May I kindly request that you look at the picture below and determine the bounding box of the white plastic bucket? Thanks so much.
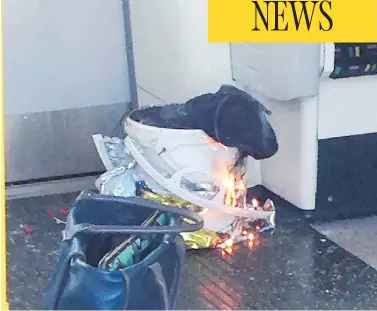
[125,113,241,231]
[124,112,273,232]
[125,115,239,176]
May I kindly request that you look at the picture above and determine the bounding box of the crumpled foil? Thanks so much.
[140,190,203,214]
[181,230,221,249]
[95,166,136,197]
[141,189,222,249]
[93,134,168,194]
[93,134,134,170]
[103,136,129,168]
[92,134,276,251]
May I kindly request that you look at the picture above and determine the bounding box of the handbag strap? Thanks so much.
[147,237,186,310]
[62,191,204,241]
[119,238,185,310]
[148,262,171,310]
[49,252,80,310]
[168,237,186,309]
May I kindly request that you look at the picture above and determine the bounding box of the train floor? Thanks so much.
[6,191,377,310]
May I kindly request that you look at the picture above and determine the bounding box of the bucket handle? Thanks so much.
[125,137,274,219]
[62,191,204,241]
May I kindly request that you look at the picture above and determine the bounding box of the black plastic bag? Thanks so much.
[130,85,278,160]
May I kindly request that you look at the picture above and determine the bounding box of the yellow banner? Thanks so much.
[208,0,377,42]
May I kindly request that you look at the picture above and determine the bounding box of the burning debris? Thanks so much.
[91,134,275,254]
[91,85,277,254]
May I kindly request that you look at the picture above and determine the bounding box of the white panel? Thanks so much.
[4,0,130,115]
[129,0,233,104]
[320,43,335,78]
[318,76,377,139]
[137,88,165,107]
[129,0,261,186]
[230,43,321,101]
[258,94,318,211]
[246,157,262,187]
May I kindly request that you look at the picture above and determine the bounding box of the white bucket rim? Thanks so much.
[126,111,209,136]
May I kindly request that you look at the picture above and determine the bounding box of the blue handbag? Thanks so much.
[43,191,203,310]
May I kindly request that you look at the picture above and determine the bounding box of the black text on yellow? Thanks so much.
[251,0,333,31]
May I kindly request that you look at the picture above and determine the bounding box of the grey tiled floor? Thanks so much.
[313,216,377,270]
[7,192,377,310]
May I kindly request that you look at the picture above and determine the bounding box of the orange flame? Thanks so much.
[222,168,246,208]
[214,230,256,255]
[251,197,260,209]
[206,136,228,151]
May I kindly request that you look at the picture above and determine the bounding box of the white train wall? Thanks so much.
[129,1,377,218]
